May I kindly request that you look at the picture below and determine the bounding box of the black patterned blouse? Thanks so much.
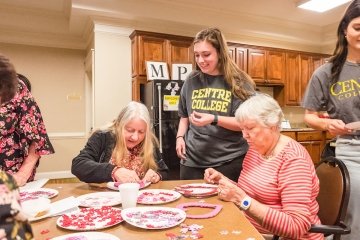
[0,80,54,181]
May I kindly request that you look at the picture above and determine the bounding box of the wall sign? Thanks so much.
[146,61,192,81]
[146,61,170,80]
[171,64,192,80]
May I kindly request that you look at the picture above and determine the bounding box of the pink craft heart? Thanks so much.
[176,202,223,219]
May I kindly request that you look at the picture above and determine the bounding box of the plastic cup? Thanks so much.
[118,182,140,209]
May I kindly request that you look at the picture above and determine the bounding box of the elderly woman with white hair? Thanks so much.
[204,94,322,240]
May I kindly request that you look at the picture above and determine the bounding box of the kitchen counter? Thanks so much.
[281,128,316,132]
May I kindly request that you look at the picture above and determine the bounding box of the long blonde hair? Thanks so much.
[193,27,255,100]
[108,101,158,172]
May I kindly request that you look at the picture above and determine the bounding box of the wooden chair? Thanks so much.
[273,156,351,240]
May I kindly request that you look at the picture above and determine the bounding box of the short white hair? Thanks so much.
[235,93,284,128]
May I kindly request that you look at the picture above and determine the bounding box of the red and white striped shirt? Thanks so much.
[238,139,323,240]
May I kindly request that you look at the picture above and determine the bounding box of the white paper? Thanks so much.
[49,196,80,216]
[19,178,49,191]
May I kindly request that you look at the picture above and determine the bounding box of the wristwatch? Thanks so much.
[237,195,252,211]
[211,114,218,125]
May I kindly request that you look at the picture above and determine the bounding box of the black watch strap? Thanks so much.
[211,114,218,125]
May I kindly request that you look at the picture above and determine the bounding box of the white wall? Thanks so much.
[0,43,87,177]
[93,24,133,128]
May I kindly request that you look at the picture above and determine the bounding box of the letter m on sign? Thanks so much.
[146,61,170,80]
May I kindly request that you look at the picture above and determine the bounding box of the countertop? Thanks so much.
[281,128,317,132]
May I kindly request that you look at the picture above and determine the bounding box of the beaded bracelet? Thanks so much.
[176,136,184,140]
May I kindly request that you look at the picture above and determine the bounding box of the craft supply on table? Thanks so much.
[176,202,223,219]
[57,206,123,231]
[137,189,181,205]
[174,183,218,198]
[121,206,186,229]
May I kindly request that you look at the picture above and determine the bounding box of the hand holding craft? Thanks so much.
[204,168,224,184]
[113,167,140,183]
[143,169,160,183]
[218,179,246,203]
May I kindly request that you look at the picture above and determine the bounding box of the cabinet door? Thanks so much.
[299,54,312,102]
[228,47,247,72]
[138,36,167,76]
[266,51,285,84]
[168,40,194,65]
[248,49,266,84]
[236,47,248,72]
[285,53,300,105]
[312,56,323,73]
[228,46,236,62]
[300,141,322,165]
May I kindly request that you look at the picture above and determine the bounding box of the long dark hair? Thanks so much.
[330,0,360,83]
[0,54,18,104]
[193,27,255,100]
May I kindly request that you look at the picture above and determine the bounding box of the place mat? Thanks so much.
[20,188,58,201]
[174,183,218,198]
[77,192,121,207]
[106,181,151,191]
[57,206,123,231]
[137,189,181,205]
[51,232,120,240]
[121,207,186,229]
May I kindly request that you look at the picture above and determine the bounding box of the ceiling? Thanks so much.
[0,0,350,51]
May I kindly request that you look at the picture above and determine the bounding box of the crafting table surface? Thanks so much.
[31,180,264,240]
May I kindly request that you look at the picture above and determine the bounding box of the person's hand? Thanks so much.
[218,179,246,202]
[176,137,187,160]
[326,119,352,136]
[143,169,161,183]
[189,111,215,127]
[12,173,28,187]
[204,168,224,184]
[113,168,140,183]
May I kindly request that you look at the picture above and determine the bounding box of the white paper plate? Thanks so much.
[51,232,120,240]
[106,181,151,191]
[20,188,58,201]
[346,121,360,130]
[57,206,123,231]
[77,192,122,207]
[174,183,218,197]
[121,207,186,229]
[137,189,181,205]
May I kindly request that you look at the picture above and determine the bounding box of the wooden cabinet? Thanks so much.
[281,130,327,165]
[301,141,322,165]
[228,46,247,71]
[284,53,326,106]
[130,30,329,103]
[248,49,285,85]
[285,53,300,105]
[130,30,194,101]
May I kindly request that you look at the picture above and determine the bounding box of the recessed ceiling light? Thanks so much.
[297,0,351,13]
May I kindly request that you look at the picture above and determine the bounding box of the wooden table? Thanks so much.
[31,180,264,240]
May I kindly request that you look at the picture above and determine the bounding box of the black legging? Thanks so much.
[179,155,245,182]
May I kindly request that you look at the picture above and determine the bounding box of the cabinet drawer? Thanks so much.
[325,131,336,140]
[282,131,296,140]
[297,131,323,141]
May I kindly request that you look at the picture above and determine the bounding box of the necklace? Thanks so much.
[261,134,281,160]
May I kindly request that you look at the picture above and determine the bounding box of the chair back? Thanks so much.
[316,156,350,225]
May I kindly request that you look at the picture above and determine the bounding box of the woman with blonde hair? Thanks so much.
[72,101,168,183]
